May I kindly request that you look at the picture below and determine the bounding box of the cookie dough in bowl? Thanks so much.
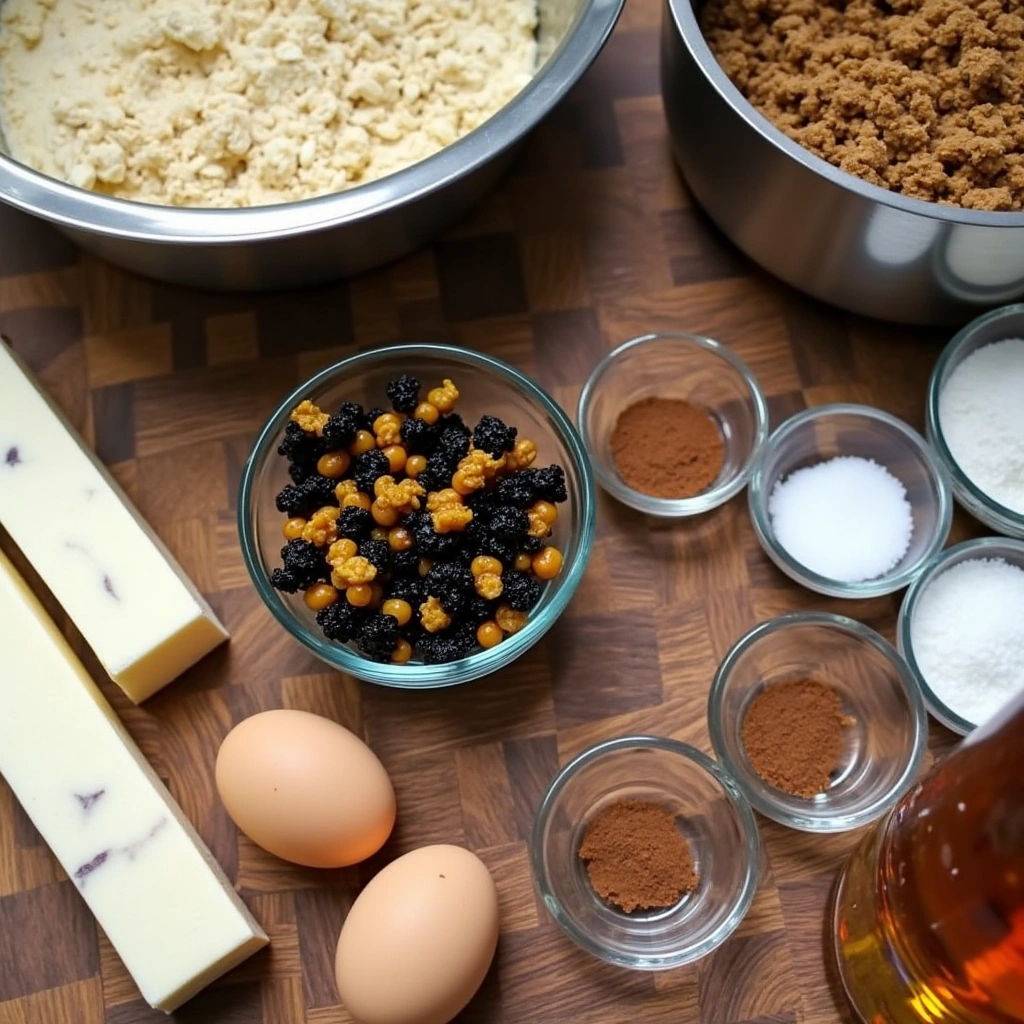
[0,0,538,207]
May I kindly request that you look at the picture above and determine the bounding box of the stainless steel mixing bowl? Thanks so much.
[0,0,623,290]
[661,0,1024,326]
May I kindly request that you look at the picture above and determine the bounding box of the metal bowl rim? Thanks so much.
[664,0,1024,229]
[0,0,624,243]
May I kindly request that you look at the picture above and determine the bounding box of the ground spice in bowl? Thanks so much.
[741,679,853,798]
[609,397,725,499]
[578,798,698,913]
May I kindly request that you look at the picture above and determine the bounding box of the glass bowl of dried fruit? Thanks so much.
[530,735,760,969]
[239,343,596,687]
[707,613,928,833]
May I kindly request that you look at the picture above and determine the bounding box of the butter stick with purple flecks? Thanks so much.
[0,341,227,702]
[0,548,268,1013]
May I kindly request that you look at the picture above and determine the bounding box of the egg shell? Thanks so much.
[335,844,499,1024]
[215,709,395,869]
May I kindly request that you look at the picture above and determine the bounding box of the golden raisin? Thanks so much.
[383,445,407,474]
[514,552,532,572]
[283,517,307,540]
[477,620,504,649]
[414,402,439,425]
[303,583,338,611]
[349,429,377,455]
[346,584,374,607]
[495,604,528,635]
[391,638,413,664]
[334,479,359,502]
[374,476,424,512]
[405,454,428,478]
[317,451,351,478]
[431,503,473,533]
[471,555,503,577]
[371,499,400,527]
[475,572,503,600]
[451,470,477,496]
[427,379,459,413]
[533,546,564,580]
[531,500,558,525]
[327,538,358,564]
[342,491,373,511]
[373,413,404,448]
[382,598,412,627]
[331,555,377,588]
[302,506,340,546]
[418,558,433,577]
[388,526,414,551]
[370,527,389,542]
[420,595,451,633]
[505,438,538,471]
[426,489,463,511]
[290,399,329,435]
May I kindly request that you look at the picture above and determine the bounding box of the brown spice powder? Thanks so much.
[578,799,698,913]
[701,0,1024,211]
[610,397,725,499]
[741,678,852,798]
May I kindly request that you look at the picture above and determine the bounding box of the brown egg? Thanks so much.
[215,709,395,868]
[335,845,499,1024]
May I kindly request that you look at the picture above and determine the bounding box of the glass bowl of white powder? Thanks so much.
[927,304,1024,540]
[748,404,953,598]
[898,537,1024,735]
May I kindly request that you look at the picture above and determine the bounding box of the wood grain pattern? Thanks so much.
[0,0,975,1018]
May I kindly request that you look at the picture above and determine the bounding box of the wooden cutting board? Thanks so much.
[0,0,978,1019]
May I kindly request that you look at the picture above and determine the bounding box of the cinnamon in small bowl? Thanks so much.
[577,333,769,517]
[708,613,927,833]
[610,397,725,501]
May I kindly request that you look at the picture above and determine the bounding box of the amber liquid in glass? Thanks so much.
[834,697,1024,1024]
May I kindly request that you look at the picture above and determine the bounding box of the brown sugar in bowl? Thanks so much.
[661,0,1024,324]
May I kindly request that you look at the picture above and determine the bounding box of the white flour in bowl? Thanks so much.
[0,0,537,207]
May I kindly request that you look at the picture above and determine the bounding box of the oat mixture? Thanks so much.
[0,0,537,207]
[702,0,1024,210]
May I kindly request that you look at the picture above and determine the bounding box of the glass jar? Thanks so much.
[834,693,1024,1024]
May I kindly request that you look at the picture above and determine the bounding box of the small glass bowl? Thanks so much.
[747,403,953,598]
[898,536,1024,736]
[530,735,760,969]
[708,613,928,833]
[576,333,769,517]
[926,304,1024,540]
[238,343,597,688]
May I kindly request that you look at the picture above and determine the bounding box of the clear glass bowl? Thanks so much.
[238,343,596,688]
[708,613,928,833]
[576,333,769,517]
[530,735,760,969]
[926,304,1024,540]
[898,536,1024,736]
[747,403,953,598]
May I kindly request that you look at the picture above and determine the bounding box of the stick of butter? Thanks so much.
[0,341,228,702]
[0,548,268,1013]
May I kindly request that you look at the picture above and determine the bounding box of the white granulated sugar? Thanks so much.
[767,455,914,582]
[910,557,1024,727]
[938,339,1024,515]
[0,0,538,207]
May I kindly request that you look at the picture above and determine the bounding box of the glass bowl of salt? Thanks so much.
[926,303,1024,540]
[898,536,1024,736]
[747,403,953,598]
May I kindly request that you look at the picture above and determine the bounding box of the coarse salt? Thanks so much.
[767,456,913,582]
[938,338,1024,515]
[909,557,1024,727]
